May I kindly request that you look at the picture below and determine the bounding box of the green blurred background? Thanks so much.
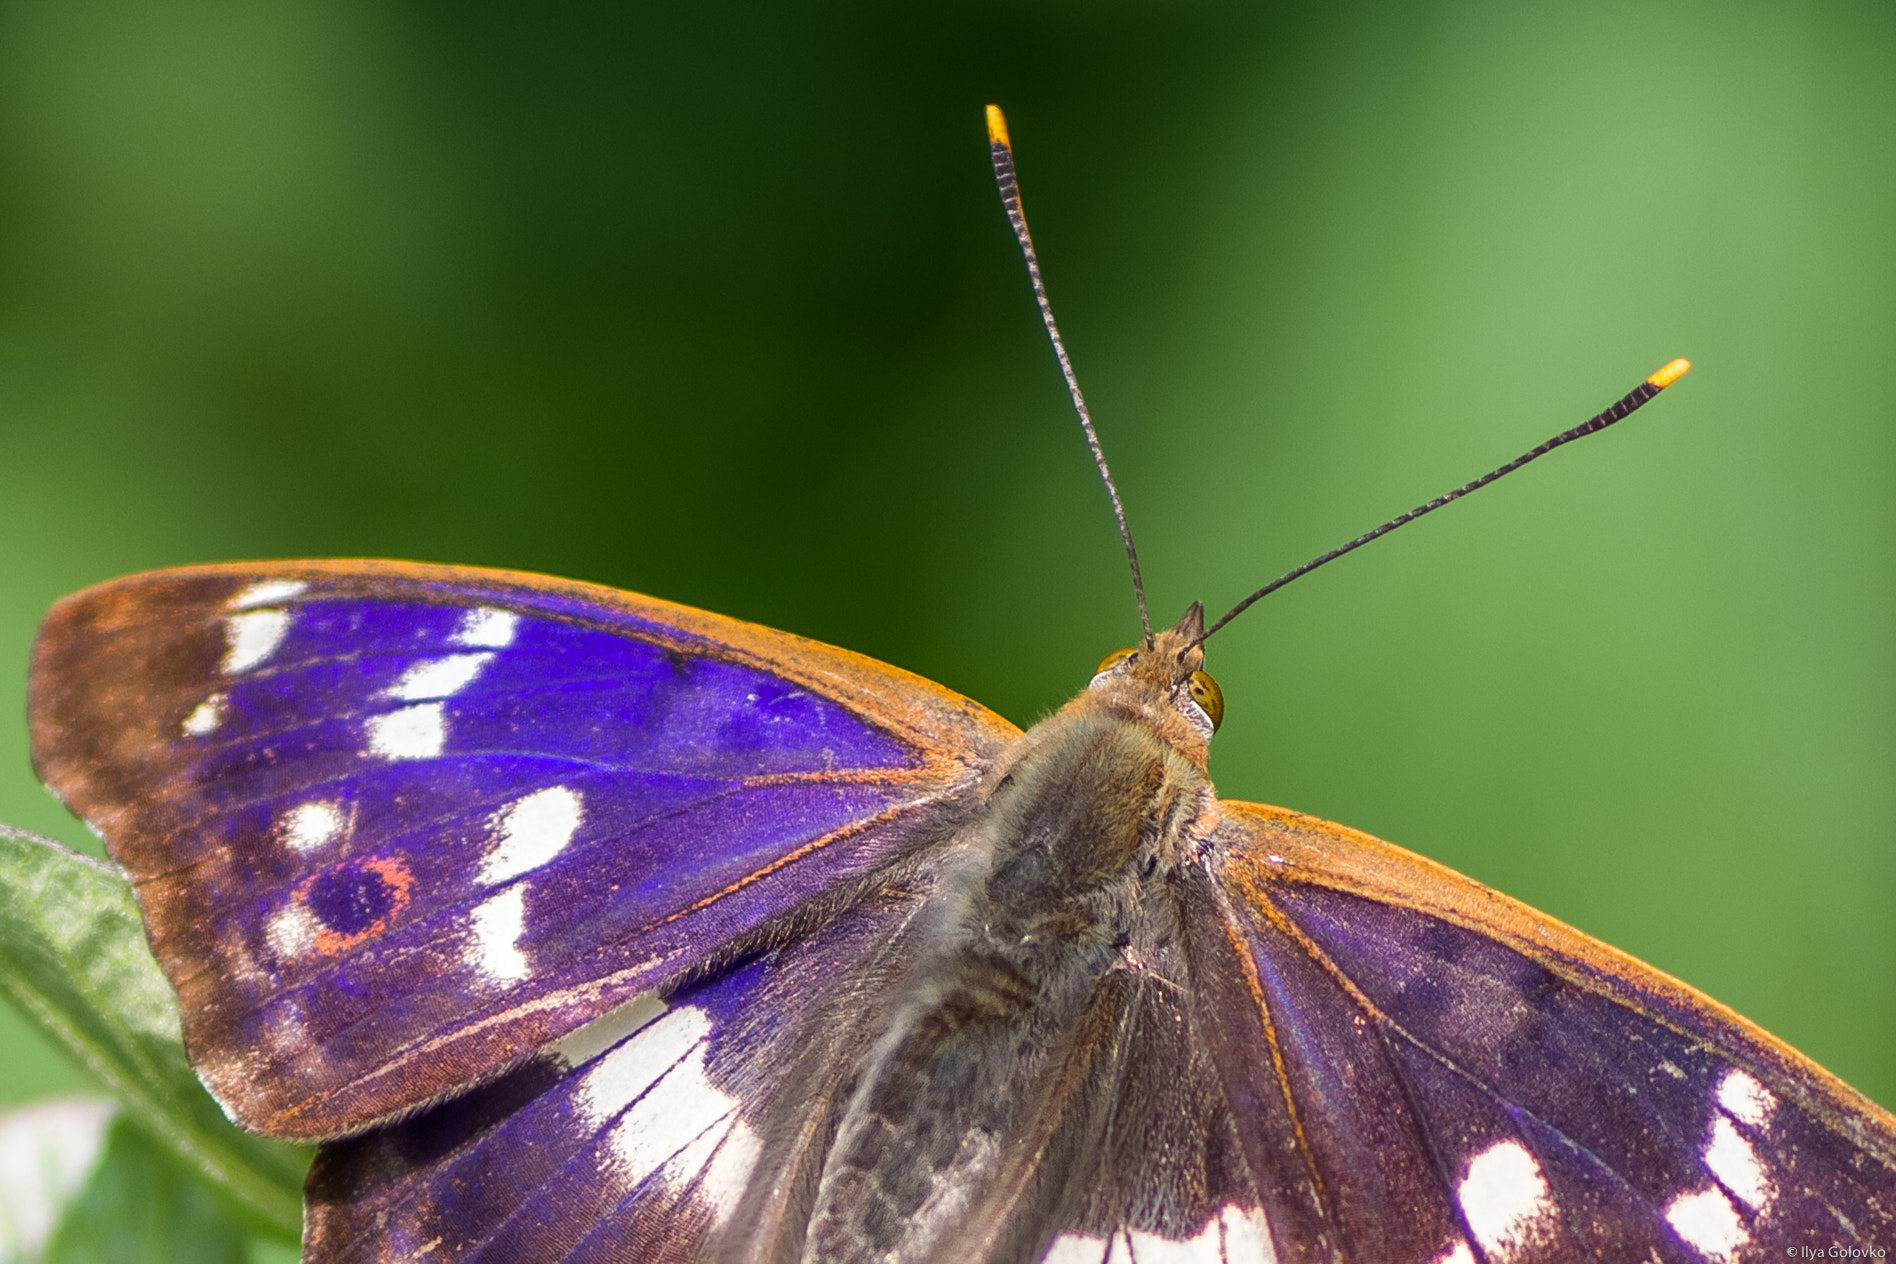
[1,0,1891,1125]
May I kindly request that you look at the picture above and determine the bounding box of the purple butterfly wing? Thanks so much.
[300,818,1265,1264]
[27,561,1016,1140]
[301,868,949,1262]
[1186,800,1896,1262]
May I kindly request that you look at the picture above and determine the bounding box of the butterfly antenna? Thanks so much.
[1195,358,1694,647]
[988,105,1152,641]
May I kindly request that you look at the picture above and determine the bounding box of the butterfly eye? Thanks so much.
[1188,670,1224,732]
[1094,647,1136,676]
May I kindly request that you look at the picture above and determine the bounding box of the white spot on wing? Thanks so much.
[645,1108,761,1227]
[281,802,344,853]
[661,1107,724,1162]
[1704,1115,1772,1211]
[367,703,445,760]
[1430,1244,1476,1264]
[387,653,494,702]
[575,1005,713,1127]
[466,885,528,983]
[479,786,584,885]
[1664,1187,1746,1262]
[1041,1234,1108,1264]
[1103,1231,1133,1264]
[698,1119,761,1226]
[230,579,306,609]
[265,903,319,960]
[182,694,226,736]
[1715,1068,1776,1129]
[1219,1206,1277,1264]
[258,998,312,1062]
[604,1044,736,1190]
[661,1115,730,1196]
[453,607,519,648]
[1457,1140,1555,1262]
[223,609,291,674]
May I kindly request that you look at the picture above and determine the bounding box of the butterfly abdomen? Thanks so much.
[779,709,1208,1263]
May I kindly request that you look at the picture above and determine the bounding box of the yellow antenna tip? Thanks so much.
[1647,358,1691,389]
[986,104,1011,149]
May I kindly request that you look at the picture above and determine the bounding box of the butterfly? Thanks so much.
[24,108,1896,1264]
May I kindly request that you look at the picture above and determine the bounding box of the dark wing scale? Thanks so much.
[28,561,1016,1141]
[1180,866,1463,1263]
[1005,959,1289,1264]
[305,863,955,1263]
[855,879,1299,1264]
[1204,800,1896,1262]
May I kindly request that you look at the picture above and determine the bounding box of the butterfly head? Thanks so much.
[1084,602,1224,764]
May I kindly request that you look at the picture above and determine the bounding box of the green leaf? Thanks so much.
[0,1095,118,1262]
[244,1238,302,1264]
[41,1115,249,1264]
[0,827,308,1240]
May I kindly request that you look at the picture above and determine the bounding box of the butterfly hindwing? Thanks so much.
[305,831,1288,1264]
[302,853,958,1262]
[1200,800,1896,1262]
[999,930,1282,1264]
[27,561,1016,1141]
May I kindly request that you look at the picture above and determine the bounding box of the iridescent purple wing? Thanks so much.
[300,824,1272,1264]
[1185,801,1896,1262]
[299,860,1304,1264]
[301,868,947,1262]
[302,865,1291,1264]
[28,561,1016,1140]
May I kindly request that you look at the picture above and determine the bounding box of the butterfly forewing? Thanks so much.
[27,561,1016,1140]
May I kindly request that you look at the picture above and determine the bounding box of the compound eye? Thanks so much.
[1188,670,1225,732]
[1094,647,1136,677]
